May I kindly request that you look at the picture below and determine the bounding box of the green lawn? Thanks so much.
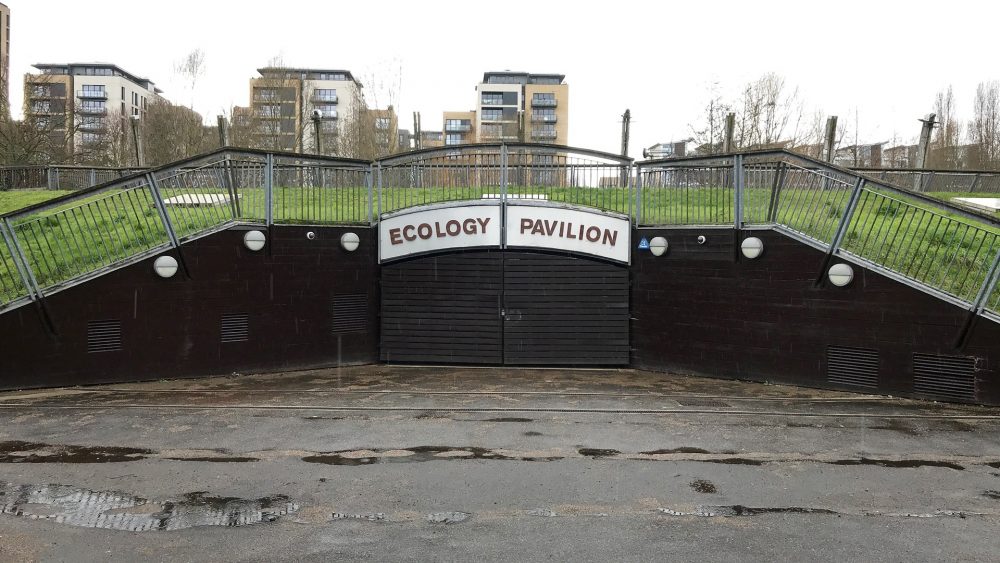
[1,184,999,313]
[0,189,75,215]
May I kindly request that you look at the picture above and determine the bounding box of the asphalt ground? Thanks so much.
[0,365,998,562]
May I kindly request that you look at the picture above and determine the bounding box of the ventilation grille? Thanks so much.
[913,353,976,402]
[220,313,249,343]
[87,320,121,353]
[827,346,879,389]
[331,294,368,334]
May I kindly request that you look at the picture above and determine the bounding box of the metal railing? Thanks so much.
[638,151,1000,312]
[0,166,149,191]
[853,167,1000,194]
[376,143,632,216]
[1,144,999,325]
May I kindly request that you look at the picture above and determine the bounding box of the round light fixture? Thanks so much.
[697,235,707,245]
[741,237,764,259]
[828,263,854,287]
[153,255,178,278]
[341,232,360,252]
[649,236,668,257]
[243,230,266,252]
[306,231,316,240]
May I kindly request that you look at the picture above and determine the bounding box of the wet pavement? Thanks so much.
[0,366,998,561]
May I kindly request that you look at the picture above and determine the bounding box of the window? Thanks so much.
[481,108,502,121]
[81,132,101,144]
[30,101,50,113]
[30,84,49,97]
[445,119,471,131]
[79,116,103,130]
[481,92,504,106]
[375,117,391,129]
[314,104,337,118]
[320,120,338,133]
[445,133,463,145]
[79,100,105,113]
[255,88,279,102]
[313,89,337,102]
[258,104,280,117]
[80,84,106,98]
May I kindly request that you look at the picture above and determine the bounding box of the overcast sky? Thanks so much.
[7,0,998,158]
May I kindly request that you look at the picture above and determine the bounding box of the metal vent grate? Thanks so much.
[331,294,368,334]
[913,353,976,402]
[220,313,249,343]
[87,320,121,353]
[827,346,879,389]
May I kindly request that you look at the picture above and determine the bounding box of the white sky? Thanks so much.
[7,0,998,158]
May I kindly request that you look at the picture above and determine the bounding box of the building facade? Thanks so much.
[242,67,363,155]
[442,71,568,145]
[23,63,163,160]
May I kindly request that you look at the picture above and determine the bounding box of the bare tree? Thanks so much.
[174,48,206,110]
[969,81,1000,169]
[929,86,962,167]
[688,83,730,154]
[733,73,800,150]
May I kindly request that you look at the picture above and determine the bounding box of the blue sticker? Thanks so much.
[638,237,650,250]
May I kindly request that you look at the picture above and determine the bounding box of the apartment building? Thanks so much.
[0,3,9,116]
[23,63,163,157]
[445,71,568,145]
[244,67,363,154]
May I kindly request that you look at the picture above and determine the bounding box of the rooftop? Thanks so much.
[256,67,361,87]
[32,63,163,94]
[482,71,566,85]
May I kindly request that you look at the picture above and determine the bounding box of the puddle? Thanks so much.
[983,490,1000,500]
[986,462,1000,469]
[523,431,543,437]
[0,441,151,463]
[659,505,836,517]
[703,458,764,466]
[690,480,717,494]
[831,458,964,470]
[0,482,297,531]
[485,417,534,423]
[676,399,732,408]
[164,457,260,463]
[302,446,562,466]
[641,447,710,455]
[427,511,470,524]
[578,448,620,458]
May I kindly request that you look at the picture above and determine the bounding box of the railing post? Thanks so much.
[500,143,508,203]
[376,162,383,219]
[145,173,180,249]
[766,161,787,223]
[971,247,1000,314]
[0,217,42,301]
[46,167,55,190]
[733,154,744,229]
[634,164,643,226]
[264,153,274,227]
[969,173,981,193]
[366,165,374,226]
[828,176,866,254]
[89,169,97,188]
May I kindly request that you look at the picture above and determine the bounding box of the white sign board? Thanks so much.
[379,205,502,262]
[505,205,630,264]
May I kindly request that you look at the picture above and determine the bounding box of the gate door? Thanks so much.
[502,252,630,365]
[380,251,502,364]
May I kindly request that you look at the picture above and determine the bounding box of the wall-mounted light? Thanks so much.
[649,236,668,257]
[306,231,316,240]
[741,237,764,259]
[153,255,178,278]
[341,232,360,252]
[828,263,854,287]
[243,230,266,252]
[697,235,707,245]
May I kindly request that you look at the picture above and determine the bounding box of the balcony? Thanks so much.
[531,129,558,140]
[78,122,106,132]
[531,114,557,123]
[532,98,557,108]
[310,94,338,104]
[445,123,471,132]
[77,107,107,116]
[77,90,108,100]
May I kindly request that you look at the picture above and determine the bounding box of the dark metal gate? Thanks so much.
[380,251,629,365]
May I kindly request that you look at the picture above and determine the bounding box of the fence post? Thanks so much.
[969,173,981,193]
[376,162,383,219]
[733,154,744,229]
[89,169,97,187]
[970,247,1000,314]
[634,164,643,226]
[0,217,43,302]
[500,144,508,203]
[766,162,787,223]
[264,153,274,227]
[46,167,55,190]
[366,165,374,226]
[145,173,180,249]
[827,176,866,254]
